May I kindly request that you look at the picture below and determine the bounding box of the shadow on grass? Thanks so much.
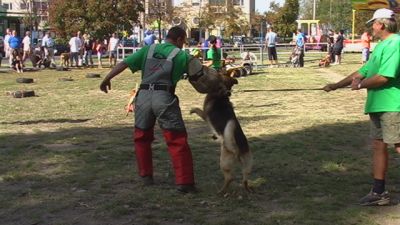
[0,118,91,125]
[0,120,399,225]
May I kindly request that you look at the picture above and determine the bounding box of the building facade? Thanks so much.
[175,0,255,42]
[0,0,50,36]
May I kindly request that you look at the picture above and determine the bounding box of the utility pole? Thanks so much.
[312,0,316,20]
[198,0,202,42]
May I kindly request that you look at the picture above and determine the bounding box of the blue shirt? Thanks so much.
[296,33,305,47]
[144,34,156,46]
[9,36,20,49]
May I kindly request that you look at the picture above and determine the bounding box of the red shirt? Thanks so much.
[361,32,371,49]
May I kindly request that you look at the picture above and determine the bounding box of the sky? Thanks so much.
[255,0,285,13]
[173,0,285,13]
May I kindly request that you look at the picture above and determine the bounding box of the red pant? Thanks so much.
[134,128,194,185]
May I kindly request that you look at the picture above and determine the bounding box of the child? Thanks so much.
[12,51,23,73]
[96,39,104,68]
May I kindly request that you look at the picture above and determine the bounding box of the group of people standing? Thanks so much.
[264,26,306,67]
[2,29,123,71]
[327,29,345,65]
[68,31,121,68]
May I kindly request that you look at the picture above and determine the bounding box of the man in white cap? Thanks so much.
[323,8,400,206]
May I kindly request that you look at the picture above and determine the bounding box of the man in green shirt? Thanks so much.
[100,26,197,194]
[323,8,400,206]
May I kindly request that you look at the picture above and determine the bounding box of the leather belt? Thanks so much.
[139,84,175,94]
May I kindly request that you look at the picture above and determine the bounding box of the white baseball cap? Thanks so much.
[367,8,395,24]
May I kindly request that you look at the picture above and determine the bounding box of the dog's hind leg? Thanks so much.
[218,145,236,194]
[190,107,206,121]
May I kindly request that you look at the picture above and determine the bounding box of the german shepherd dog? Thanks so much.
[190,74,253,194]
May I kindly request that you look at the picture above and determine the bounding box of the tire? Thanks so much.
[43,60,51,68]
[86,73,101,78]
[59,78,74,82]
[56,66,69,71]
[16,78,34,83]
[11,90,35,98]
[240,68,247,76]
[243,64,252,75]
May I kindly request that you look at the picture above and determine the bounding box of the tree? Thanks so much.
[145,0,175,40]
[300,0,353,32]
[200,0,249,37]
[274,0,299,38]
[49,0,144,39]
[20,0,40,31]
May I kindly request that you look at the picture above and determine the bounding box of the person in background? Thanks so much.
[4,28,11,67]
[8,30,21,66]
[83,34,94,67]
[204,35,222,71]
[96,39,104,68]
[22,31,31,67]
[295,29,305,67]
[43,32,56,67]
[361,29,372,64]
[265,25,278,66]
[332,30,345,65]
[143,30,157,46]
[69,32,82,67]
[323,8,400,206]
[108,32,120,67]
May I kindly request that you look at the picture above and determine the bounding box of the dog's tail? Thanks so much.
[239,150,253,191]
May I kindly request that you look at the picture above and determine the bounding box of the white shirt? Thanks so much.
[4,34,10,47]
[22,36,31,51]
[109,37,119,51]
[69,36,82,53]
[42,35,49,47]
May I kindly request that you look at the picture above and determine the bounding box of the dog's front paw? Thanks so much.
[190,108,200,114]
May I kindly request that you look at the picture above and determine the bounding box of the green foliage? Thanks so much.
[300,0,353,32]
[264,0,299,37]
[49,0,144,39]
[200,1,249,37]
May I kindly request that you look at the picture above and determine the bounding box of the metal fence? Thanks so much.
[116,42,330,68]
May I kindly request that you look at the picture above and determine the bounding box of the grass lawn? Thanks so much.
[1,53,399,225]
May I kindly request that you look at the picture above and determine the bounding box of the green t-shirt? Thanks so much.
[123,42,190,86]
[358,34,400,113]
[206,47,222,69]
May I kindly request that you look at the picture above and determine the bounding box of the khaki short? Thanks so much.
[370,112,400,144]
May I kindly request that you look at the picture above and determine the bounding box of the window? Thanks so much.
[232,0,241,5]
[192,0,200,6]
[20,3,29,10]
[209,0,224,6]
[3,3,12,10]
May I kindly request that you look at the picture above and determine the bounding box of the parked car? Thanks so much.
[54,44,69,56]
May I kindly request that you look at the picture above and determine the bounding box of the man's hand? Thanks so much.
[100,79,111,93]
[322,83,337,92]
[351,77,361,90]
